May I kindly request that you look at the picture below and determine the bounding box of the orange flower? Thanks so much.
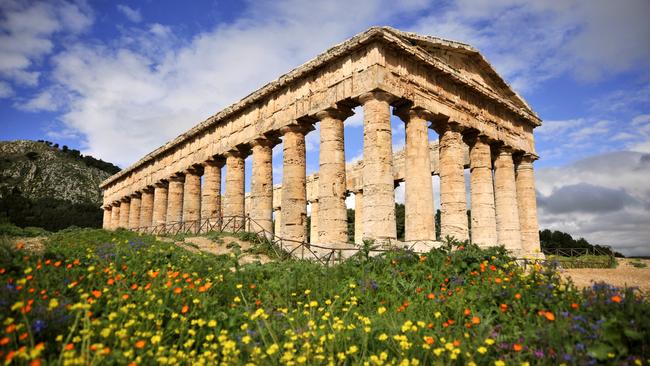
[16,242,24,250]
[427,293,435,300]
[494,278,502,284]
[29,359,41,366]
[107,278,115,285]
[471,316,481,325]
[544,312,555,321]
[54,261,61,267]
[514,293,521,300]
[65,343,74,351]
[122,294,129,300]
[149,271,159,278]
[134,340,146,349]
[464,308,471,316]
[249,284,257,289]
[130,284,138,290]
[513,343,523,352]
[173,287,182,294]
[611,295,622,303]
[0,337,9,346]
[424,336,435,345]
[500,304,508,313]
[92,290,102,298]
[571,303,579,309]
[427,322,433,329]
[416,287,423,293]
[453,340,461,347]
[181,305,189,314]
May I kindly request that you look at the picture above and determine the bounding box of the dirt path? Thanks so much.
[176,235,272,265]
[561,258,650,293]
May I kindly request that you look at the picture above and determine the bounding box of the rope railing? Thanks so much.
[133,215,450,265]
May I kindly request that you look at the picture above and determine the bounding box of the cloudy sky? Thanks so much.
[1,0,649,255]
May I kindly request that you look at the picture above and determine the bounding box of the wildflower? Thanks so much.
[611,295,622,303]
[513,344,522,352]
[544,312,555,321]
[427,293,435,300]
[424,336,435,345]
[477,347,487,354]
[173,287,182,294]
[378,333,388,341]
[48,298,59,311]
[471,316,481,325]
[377,307,386,315]
[181,305,189,314]
[92,290,102,298]
[571,303,579,309]
[495,361,506,366]
[500,304,508,313]
[65,343,74,351]
[135,340,146,348]
[485,339,495,345]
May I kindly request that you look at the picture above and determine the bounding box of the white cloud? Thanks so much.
[0,81,13,98]
[0,0,93,87]
[116,4,142,23]
[15,89,59,111]
[409,0,650,92]
[536,151,650,256]
[27,0,428,166]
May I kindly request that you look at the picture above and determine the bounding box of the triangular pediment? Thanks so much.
[383,27,536,117]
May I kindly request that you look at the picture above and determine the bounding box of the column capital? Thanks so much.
[315,105,354,121]
[129,191,142,199]
[494,144,514,156]
[358,90,396,105]
[142,185,155,193]
[463,131,494,146]
[393,104,432,123]
[185,165,204,176]
[251,135,280,148]
[120,196,131,203]
[168,174,185,183]
[515,152,538,163]
[280,122,313,135]
[154,180,169,188]
[203,156,226,168]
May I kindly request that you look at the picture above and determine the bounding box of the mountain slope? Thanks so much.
[0,140,119,230]
[0,140,113,206]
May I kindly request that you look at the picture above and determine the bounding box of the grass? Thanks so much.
[0,228,648,365]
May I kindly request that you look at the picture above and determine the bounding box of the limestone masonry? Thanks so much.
[100,27,542,257]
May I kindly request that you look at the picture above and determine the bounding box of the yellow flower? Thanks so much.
[378,333,388,341]
[208,320,217,327]
[304,289,311,295]
[48,298,59,311]
[347,345,358,354]
[434,312,441,318]
[495,361,506,366]
[485,338,495,345]
[477,347,487,354]
[151,335,161,344]
[236,284,243,289]
[266,344,279,355]
[378,307,386,315]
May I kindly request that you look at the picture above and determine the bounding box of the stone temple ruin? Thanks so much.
[100,27,542,258]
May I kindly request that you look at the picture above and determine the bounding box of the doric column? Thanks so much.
[102,206,111,230]
[250,139,275,236]
[128,192,141,230]
[515,153,541,256]
[467,134,497,247]
[354,190,363,245]
[309,200,319,244]
[139,187,154,228]
[439,122,469,241]
[152,181,168,228]
[110,202,120,230]
[224,151,246,230]
[274,207,282,235]
[201,158,223,221]
[316,107,352,246]
[395,106,435,242]
[359,91,396,245]
[493,146,522,255]
[166,174,185,224]
[183,167,202,232]
[118,198,130,229]
[280,124,308,243]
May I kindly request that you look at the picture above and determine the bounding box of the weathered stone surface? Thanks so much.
[128,193,141,229]
[140,188,154,228]
[516,154,541,257]
[468,135,497,247]
[183,169,201,231]
[223,152,245,230]
[310,200,319,244]
[316,108,351,246]
[494,146,522,255]
[250,140,274,236]
[280,125,307,244]
[110,203,120,230]
[439,123,468,241]
[360,91,396,245]
[166,175,185,224]
[396,106,435,241]
[102,207,111,229]
[201,160,222,220]
[354,190,363,244]
[274,207,282,235]
[152,182,168,228]
[118,199,130,229]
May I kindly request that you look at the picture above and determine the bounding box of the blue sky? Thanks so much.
[1,0,649,255]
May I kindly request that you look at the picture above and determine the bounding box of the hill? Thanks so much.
[0,140,119,230]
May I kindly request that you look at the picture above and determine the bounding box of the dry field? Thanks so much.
[561,258,650,293]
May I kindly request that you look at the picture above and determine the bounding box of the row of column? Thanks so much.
[102,90,540,256]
